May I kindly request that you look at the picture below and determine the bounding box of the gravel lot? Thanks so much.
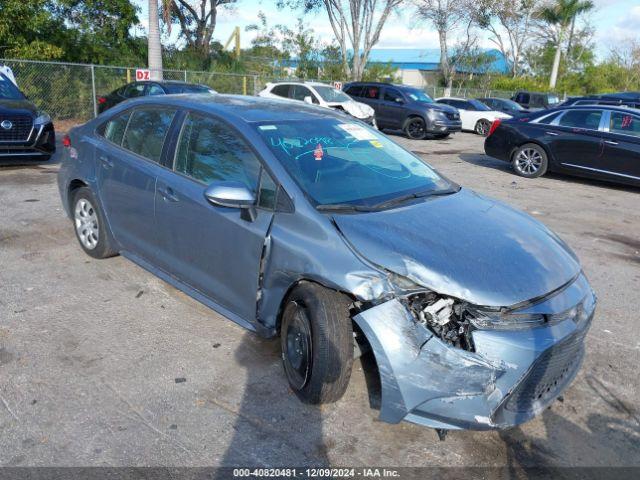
[0,130,639,469]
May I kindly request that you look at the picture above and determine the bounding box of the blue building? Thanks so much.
[284,48,509,86]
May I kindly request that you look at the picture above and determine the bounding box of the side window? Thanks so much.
[345,85,363,97]
[124,83,146,98]
[536,111,563,125]
[531,95,545,108]
[102,112,130,145]
[258,169,277,210]
[516,93,530,104]
[122,107,176,162]
[610,112,640,137]
[363,86,380,99]
[147,84,165,96]
[271,84,290,98]
[383,88,403,103]
[558,110,602,130]
[174,113,261,191]
[290,85,317,103]
[452,100,468,110]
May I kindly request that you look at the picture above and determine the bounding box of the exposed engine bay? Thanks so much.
[407,293,474,351]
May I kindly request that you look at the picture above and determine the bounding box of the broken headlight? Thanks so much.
[466,309,546,330]
[408,293,474,350]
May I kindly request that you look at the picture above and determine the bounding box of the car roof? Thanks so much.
[268,81,330,87]
[114,94,348,123]
[540,105,640,115]
[437,97,467,101]
[345,82,413,89]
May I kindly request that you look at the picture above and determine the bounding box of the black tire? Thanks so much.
[403,116,428,140]
[511,143,549,179]
[475,119,491,136]
[71,187,117,259]
[280,282,354,404]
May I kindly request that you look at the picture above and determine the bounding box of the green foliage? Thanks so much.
[361,62,399,82]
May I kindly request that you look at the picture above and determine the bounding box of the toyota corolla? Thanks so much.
[57,95,596,432]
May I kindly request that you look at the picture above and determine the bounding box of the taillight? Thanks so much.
[62,134,71,147]
[97,97,107,104]
[488,119,501,137]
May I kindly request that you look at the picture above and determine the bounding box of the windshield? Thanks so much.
[313,86,351,103]
[0,76,25,100]
[468,99,491,111]
[501,99,525,110]
[405,89,433,103]
[255,119,452,208]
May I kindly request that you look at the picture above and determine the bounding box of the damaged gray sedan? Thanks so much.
[58,95,596,432]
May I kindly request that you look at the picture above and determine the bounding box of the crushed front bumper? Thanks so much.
[353,273,595,430]
[0,122,55,160]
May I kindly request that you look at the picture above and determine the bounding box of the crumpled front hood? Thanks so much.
[333,188,581,307]
[327,100,373,119]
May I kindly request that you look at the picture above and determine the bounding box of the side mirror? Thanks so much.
[204,181,255,209]
[303,96,314,104]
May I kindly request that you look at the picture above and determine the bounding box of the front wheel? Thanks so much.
[280,283,354,404]
[475,119,491,136]
[511,143,549,178]
[404,117,427,140]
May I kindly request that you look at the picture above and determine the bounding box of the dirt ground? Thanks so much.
[0,130,639,471]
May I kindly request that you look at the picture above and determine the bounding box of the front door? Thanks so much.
[602,110,640,181]
[378,87,405,129]
[154,111,275,322]
[96,106,177,262]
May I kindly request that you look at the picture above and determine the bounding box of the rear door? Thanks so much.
[154,111,276,322]
[548,109,605,172]
[602,110,640,180]
[358,85,382,121]
[96,106,177,262]
[378,86,405,129]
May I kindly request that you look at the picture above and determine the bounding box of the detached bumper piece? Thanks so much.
[0,121,55,159]
[353,273,594,430]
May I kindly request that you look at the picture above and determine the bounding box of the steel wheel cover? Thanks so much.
[74,198,99,250]
[283,304,312,390]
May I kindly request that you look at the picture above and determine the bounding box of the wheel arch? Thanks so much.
[67,178,89,214]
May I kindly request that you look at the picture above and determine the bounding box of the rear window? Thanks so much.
[102,112,131,145]
[271,84,290,97]
[122,108,176,162]
[558,110,602,130]
[344,85,363,97]
[362,86,380,99]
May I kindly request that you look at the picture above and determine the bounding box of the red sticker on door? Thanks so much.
[313,143,323,161]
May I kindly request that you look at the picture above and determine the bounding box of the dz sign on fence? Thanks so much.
[332,81,343,90]
[135,69,151,81]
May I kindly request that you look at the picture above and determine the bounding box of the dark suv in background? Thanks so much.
[343,82,461,139]
[512,91,561,111]
[0,72,55,163]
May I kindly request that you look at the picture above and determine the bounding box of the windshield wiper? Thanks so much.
[316,203,374,212]
[370,186,460,211]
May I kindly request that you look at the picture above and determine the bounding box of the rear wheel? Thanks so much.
[475,119,491,136]
[72,187,117,259]
[404,117,427,140]
[511,143,549,178]
[280,283,354,404]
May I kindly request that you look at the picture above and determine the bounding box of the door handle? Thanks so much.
[159,186,179,202]
[99,156,114,168]
[604,140,619,145]
[545,131,559,136]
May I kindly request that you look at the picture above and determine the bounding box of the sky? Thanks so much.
[132,0,639,59]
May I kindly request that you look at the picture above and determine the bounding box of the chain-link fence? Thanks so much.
[1,58,262,125]
[1,58,514,128]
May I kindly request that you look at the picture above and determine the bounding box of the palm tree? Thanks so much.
[538,0,594,89]
[148,0,173,80]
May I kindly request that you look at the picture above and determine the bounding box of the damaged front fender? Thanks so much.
[353,299,505,426]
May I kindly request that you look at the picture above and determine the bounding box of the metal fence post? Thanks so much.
[91,64,98,118]
[184,70,187,82]
[242,76,247,95]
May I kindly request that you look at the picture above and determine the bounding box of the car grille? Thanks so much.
[0,115,33,142]
[446,112,460,121]
[504,328,587,413]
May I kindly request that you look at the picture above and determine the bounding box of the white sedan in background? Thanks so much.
[436,97,512,135]
[258,81,377,127]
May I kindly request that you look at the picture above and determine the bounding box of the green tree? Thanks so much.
[536,0,594,89]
